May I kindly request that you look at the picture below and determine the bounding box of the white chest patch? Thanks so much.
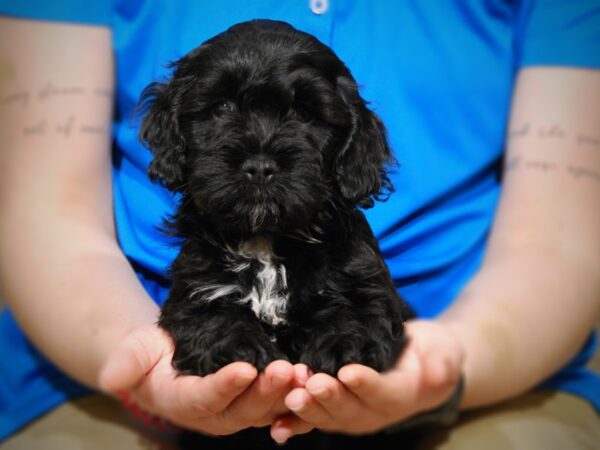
[238,237,289,326]
[191,237,289,327]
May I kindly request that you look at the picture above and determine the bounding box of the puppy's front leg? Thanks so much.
[295,290,407,376]
[287,221,410,375]
[160,296,285,376]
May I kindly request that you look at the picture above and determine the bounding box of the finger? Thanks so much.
[131,358,255,417]
[129,362,257,434]
[304,372,365,422]
[284,387,332,426]
[292,363,311,387]
[254,395,289,427]
[255,363,311,426]
[337,362,421,414]
[271,413,315,444]
[98,326,169,393]
[223,360,294,427]
[185,362,258,417]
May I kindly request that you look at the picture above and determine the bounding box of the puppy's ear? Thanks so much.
[335,76,394,209]
[139,80,187,192]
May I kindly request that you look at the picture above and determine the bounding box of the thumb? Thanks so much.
[98,325,171,394]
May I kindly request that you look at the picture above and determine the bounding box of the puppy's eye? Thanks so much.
[290,106,313,123]
[212,101,238,116]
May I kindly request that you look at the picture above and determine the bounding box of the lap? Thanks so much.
[0,395,178,450]
[416,390,600,450]
[1,390,598,450]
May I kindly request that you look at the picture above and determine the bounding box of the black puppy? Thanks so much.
[140,20,412,377]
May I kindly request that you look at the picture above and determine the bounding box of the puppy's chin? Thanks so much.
[208,201,318,239]
[203,204,283,237]
[247,203,279,232]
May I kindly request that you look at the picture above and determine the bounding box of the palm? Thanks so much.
[271,319,465,442]
[99,325,302,435]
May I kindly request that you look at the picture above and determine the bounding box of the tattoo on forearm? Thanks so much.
[505,121,600,185]
[577,134,600,148]
[1,83,113,108]
[504,156,600,185]
[508,122,600,149]
[23,120,47,136]
[1,90,30,108]
[38,83,85,101]
[538,124,566,140]
[21,117,108,137]
[508,122,530,139]
[1,83,112,137]
[504,155,521,172]
[55,115,75,137]
[524,160,558,172]
[80,125,108,135]
[567,166,600,183]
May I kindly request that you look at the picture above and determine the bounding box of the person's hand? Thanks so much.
[270,319,465,443]
[98,324,304,435]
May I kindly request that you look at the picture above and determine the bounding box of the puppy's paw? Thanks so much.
[299,331,405,376]
[171,327,286,376]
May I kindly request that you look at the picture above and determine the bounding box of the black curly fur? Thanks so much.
[139,19,412,379]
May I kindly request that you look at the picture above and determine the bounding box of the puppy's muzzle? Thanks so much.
[242,155,279,184]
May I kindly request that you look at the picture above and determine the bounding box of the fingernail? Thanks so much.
[234,374,255,388]
[294,365,309,384]
[287,399,305,412]
[271,374,289,389]
[271,424,291,444]
[311,387,330,400]
[339,373,360,388]
[285,396,306,412]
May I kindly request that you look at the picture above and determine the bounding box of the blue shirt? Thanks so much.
[1,0,599,441]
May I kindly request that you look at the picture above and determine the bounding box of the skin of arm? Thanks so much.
[440,66,600,408]
[271,67,600,442]
[0,17,305,434]
[0,16,152,386]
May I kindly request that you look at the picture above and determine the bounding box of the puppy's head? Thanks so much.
[140,20,393,236]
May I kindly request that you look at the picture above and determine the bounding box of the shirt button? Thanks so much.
[309,0,328,15]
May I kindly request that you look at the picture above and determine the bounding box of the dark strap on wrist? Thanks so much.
[385,375,465,433]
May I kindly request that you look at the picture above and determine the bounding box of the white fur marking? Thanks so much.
[238,237,288,326]
[240,256,288,326]
[191,237,289,327]
[190,284,241,301]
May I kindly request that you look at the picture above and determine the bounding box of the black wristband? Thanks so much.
[385,376,465,433]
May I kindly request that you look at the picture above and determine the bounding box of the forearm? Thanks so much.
[0,17,159,389]
[439,67,600,409]
[0,221,159,388]
[439,246,600,408]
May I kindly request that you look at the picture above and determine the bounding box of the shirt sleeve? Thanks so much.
[0,0,112,27]
[515,0,600,69]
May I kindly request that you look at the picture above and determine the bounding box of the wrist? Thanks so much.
[385,375,465,432]
[94,308,161,391]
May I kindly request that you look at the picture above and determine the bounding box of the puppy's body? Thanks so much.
[160,207,409,375]
[140,20,412,377]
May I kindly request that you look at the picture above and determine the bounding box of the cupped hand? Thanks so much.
[271,319,465,443]
[98,324,306,435]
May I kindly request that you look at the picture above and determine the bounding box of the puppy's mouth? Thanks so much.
[248,201,280,232]
[236,182,283,232]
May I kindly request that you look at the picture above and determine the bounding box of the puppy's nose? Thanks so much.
[242,156,278,184]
